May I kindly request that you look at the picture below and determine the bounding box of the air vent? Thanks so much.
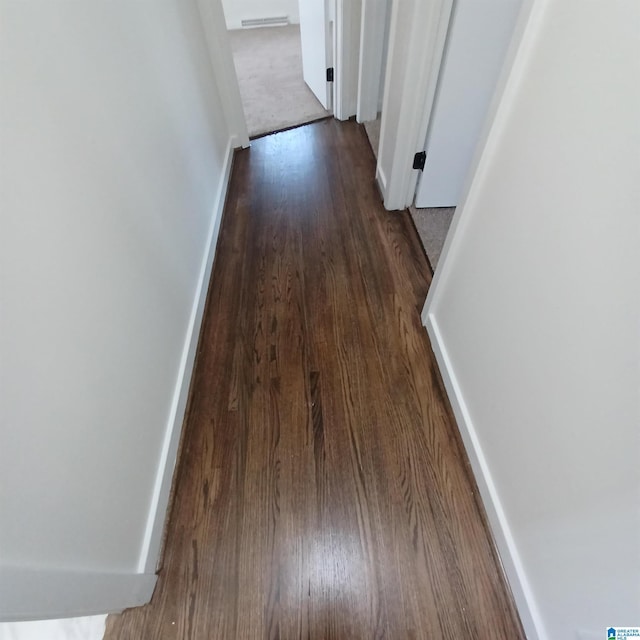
[241,16,289,28]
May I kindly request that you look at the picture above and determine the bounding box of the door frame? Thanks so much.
[334,0,362,120]
[376,0,454,210]
[208,0,361,138]
[356,0,389,123]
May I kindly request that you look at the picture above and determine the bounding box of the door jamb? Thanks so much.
[334,0,362,120]
[356,0,389,123]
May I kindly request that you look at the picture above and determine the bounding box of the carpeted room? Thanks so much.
[221,0,329,138]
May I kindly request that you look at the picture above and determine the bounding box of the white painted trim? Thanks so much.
[377,0,453,210]
[197,0,250,148]
[334,0,362,120]
[356,0,388,123]
[138,138,236,574]
[329,0,337,113]
[0,567,156,621]
[375,164,387,195]
[422,315,545,640]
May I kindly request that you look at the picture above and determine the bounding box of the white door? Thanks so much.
[375,0,454,210]
[298,0,332,109]
[415,0,523,208]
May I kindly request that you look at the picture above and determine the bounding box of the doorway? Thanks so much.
[221,1,331,137]
[358,0,392,159]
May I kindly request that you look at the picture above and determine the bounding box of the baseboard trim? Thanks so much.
[137,137,236,574]
[376,165,387,204]
[423,312,546,640]
[0,567,156,621]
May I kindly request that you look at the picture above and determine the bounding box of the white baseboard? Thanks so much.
[0,567,155,622]
[137,137,236,574]
[423,312,546,640]
[376,165,387,202]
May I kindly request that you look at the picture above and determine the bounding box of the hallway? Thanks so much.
[104,120,523,639]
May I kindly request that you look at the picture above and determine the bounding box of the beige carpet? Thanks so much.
[228,25,330,138]
[409,206,455,271]
[363,117,454,271]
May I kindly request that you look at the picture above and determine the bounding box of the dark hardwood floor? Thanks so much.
[105,120,523,639]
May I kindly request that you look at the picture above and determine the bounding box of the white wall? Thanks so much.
[0,0,235,620]
[423,0,640,638]
[221,0,300,29]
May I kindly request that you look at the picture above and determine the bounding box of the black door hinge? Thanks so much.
[413,151,427,171]
[326,67,334,82]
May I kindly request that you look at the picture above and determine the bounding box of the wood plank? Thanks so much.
[105,119,524,639]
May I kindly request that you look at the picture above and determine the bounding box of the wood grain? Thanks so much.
[104,120,524,639]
